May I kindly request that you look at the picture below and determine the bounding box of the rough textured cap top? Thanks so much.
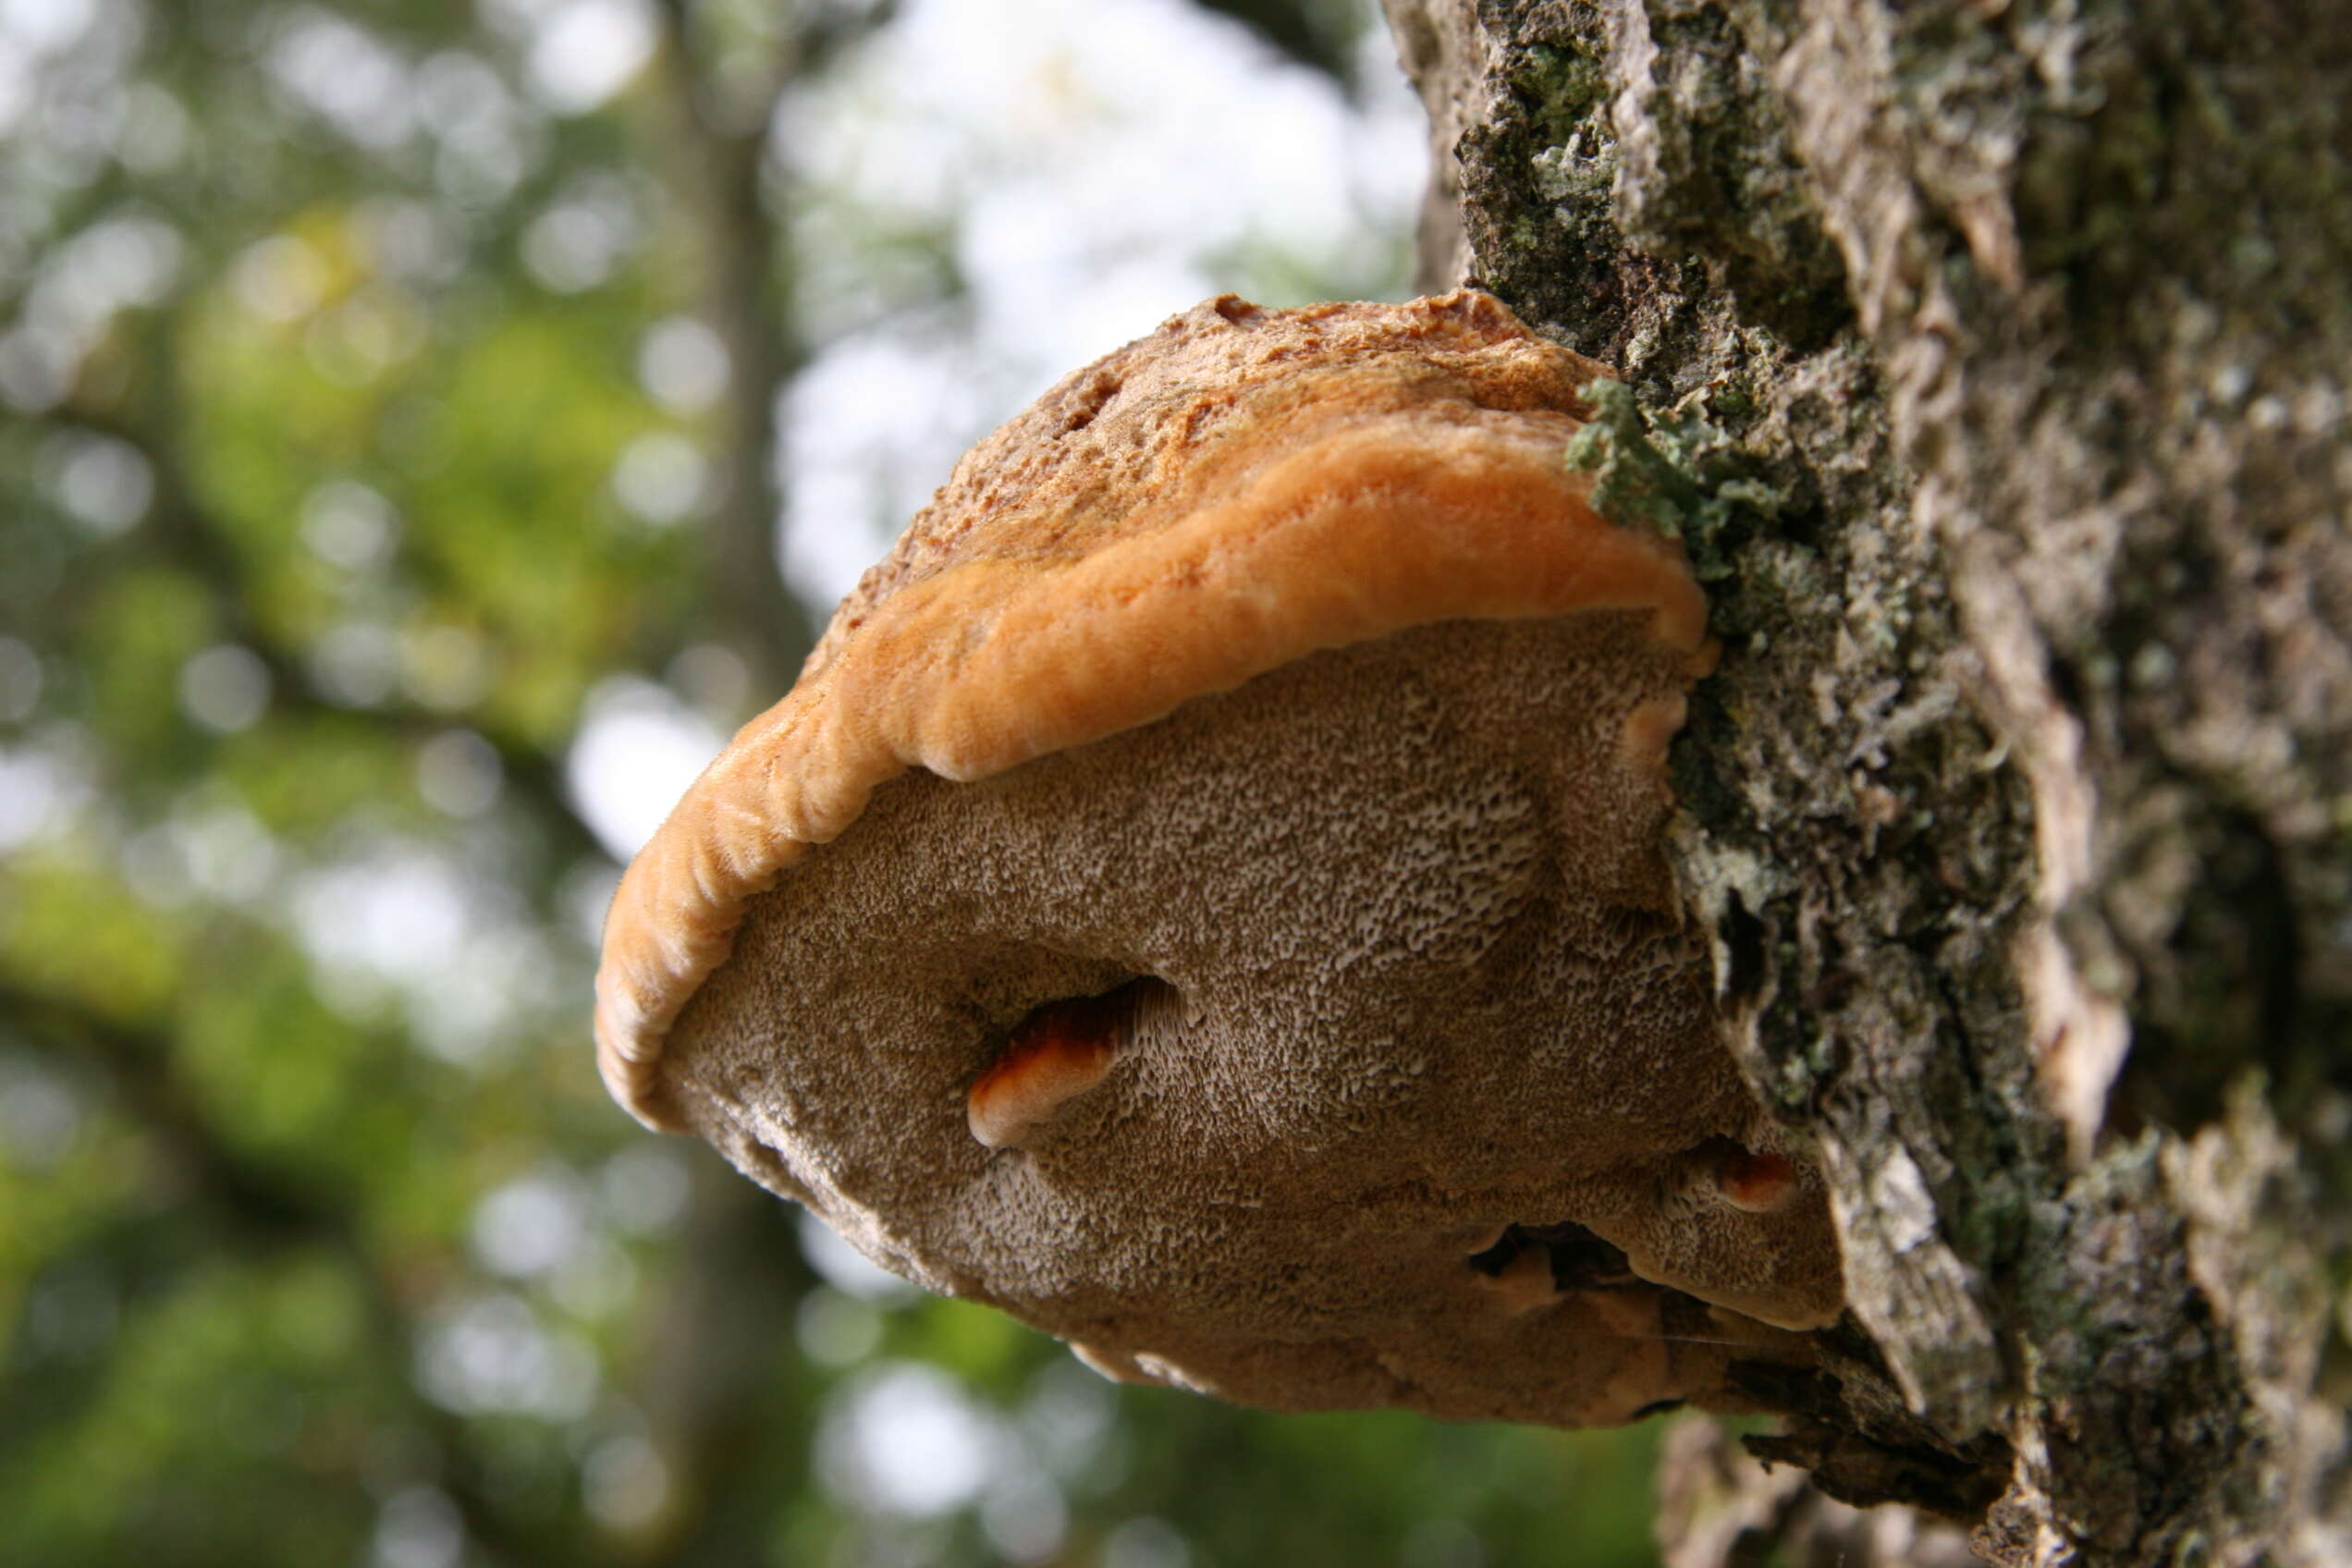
[595,289,1710,1130]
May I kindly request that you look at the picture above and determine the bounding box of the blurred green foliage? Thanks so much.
[0,2,1679,1564]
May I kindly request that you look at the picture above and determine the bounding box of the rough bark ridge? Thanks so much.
[1382,2,2352,1562]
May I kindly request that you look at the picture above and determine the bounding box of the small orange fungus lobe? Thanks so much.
[1717,1149,1800,1214]
[967,991,1126,1149]
[1618,692,1690,778]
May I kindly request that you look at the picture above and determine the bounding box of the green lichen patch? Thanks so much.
[1563,377,1788,581]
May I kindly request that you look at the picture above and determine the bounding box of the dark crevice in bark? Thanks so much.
[1732,1326,2015,1521]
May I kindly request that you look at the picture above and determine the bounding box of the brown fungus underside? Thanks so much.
[595,291,1845,1429]
[670,618,1839,1425]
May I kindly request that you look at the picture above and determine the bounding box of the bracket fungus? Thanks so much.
[595,290,1844,1428]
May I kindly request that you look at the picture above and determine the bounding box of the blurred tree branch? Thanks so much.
[620,1161,817,1567]
[1193,0,1365,83]
[647,0,905,698]
[0,978,342,1246]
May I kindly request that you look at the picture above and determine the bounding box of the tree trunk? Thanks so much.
[1380,2,2352,1562]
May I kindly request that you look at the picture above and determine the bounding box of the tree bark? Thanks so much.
[1381,2,2352,1562]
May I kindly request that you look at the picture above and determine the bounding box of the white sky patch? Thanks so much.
[639,315,729,414]
[0,0,98,55]
[981,1469,1069,1562]
[419,48,544,206]
[300,478,401,571]
[558,856,622,950]
[780,329,1000,609]
[562,675,727,861]
[311,621,402,708]
[23,214,185,350]
[178,644,272,734]
[411,923,561,1062]
[521,172,643,292]
[415,1290,598,1418]
[416,50,517,148]
[598,1142,689,1235]
[777,0,1425,607]
[172,799,280,904]
[1021,1357,1119,1482]
[610,431,707,525]
[294,845,473,986]
[0,744,73,852]
[816,1362,998,1518]
[48,430,153,534]
[286,833,558,1059]
[116,81,190,174]
[269,9,417,150]
[472,1166,591,1279]
[527,0,655,116]
[0,38,30,142]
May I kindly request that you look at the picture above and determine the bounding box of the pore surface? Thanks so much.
[666,617,1838,1425]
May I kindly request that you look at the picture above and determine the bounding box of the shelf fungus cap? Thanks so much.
[595,290,1844,1428]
